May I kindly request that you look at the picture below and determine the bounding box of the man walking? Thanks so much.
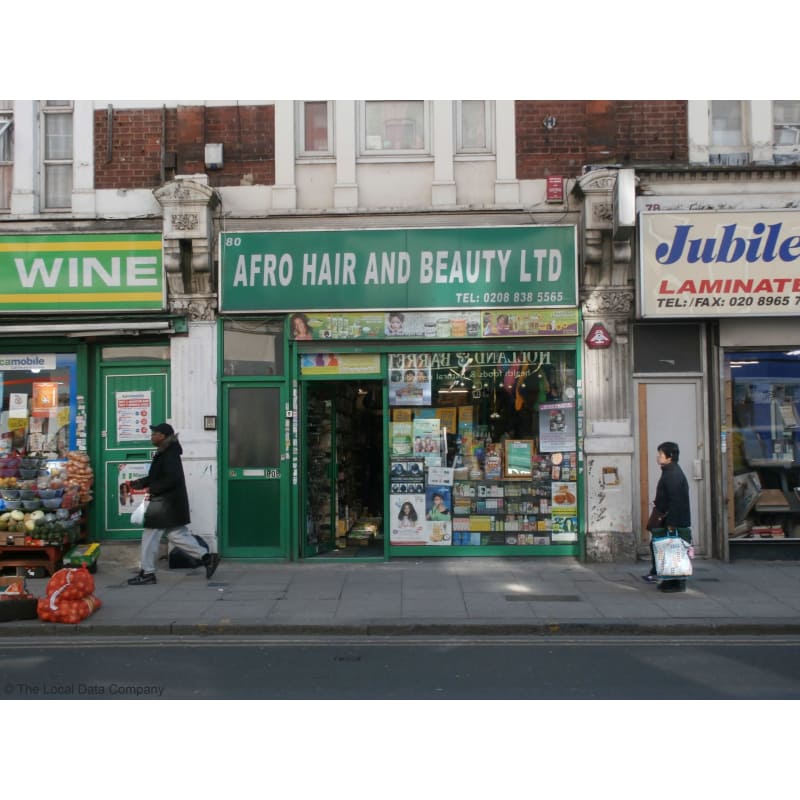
[127,422,220,585]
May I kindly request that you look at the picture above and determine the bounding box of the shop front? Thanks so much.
[219,224,584,560]
[639,209,800,561]
[0,232,179,572]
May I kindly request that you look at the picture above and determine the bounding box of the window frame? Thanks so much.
[455,100,495,156]
[0,102,12,211]
[296,101,334,159]
[40,100,74,211]
[772,100,800,164]
[708,100,750,165]
[358,100,431,160]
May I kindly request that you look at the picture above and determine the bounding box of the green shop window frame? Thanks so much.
[384,340,583,558]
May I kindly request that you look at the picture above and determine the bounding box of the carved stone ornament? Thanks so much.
[169,294,217,321]
[581,288,634,315]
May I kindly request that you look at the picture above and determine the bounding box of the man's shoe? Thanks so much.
[641,573,658,583]
[128,571,156,585]
[203,552,220,579]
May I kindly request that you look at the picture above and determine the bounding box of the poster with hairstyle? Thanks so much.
[390,494,426,545]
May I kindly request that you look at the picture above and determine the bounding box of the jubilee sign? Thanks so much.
[0,233,165,313]
[639,210,800,318]
[219,226,577,312]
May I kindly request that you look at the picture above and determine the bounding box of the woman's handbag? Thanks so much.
[652,530,693,578]
[130,497,149,527]
[646,505,666,532]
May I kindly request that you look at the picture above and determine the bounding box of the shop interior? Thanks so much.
[729,349,800,545]
[304,381,384,558]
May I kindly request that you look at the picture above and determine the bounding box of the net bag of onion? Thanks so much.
[37,565,102,624]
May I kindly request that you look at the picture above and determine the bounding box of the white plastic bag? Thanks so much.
[130,498,149,527]
[653,531,693,578]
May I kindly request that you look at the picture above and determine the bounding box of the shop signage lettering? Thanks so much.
[422,351,553,369]
[220,226,577,312]
[0,234,165,312]
[639,210,800,319]
[655,222,800,265]
[0,354,56,370]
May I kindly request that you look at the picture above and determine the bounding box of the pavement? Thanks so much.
[2,541,800,636]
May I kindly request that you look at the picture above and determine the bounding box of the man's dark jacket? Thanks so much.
[130,434,190,529]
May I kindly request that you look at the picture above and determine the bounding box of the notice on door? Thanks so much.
[116,391,152,442]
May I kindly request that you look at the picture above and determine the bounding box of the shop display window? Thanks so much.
[388,348,578,548]
[728,349,800,540]
[0,352,77,460]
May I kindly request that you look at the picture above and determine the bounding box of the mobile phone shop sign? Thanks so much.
[219,226,577,312]
[0,233,165,312]
[639,210,800,318]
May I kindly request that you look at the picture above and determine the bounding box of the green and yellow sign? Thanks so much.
[220,226,577,312]
[0,233,165,312]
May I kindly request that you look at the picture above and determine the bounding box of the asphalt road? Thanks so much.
[3,634,800,699]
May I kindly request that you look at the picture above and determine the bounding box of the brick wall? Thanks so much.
[94,104,275,189]
[515,100,688,179]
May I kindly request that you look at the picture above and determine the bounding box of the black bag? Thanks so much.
[647,506,666,532]
[168,535,209,569]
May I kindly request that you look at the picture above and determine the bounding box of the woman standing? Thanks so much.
[643,441,692,593]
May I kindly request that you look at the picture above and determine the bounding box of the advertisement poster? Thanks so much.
[299,353,381,376]
[412,417,441,463]
[390,459,424,494]
[389,353,432,406]
[538,401,576,452]
[390,422,413,457]
[8,393,27,419]
[116,462,150,514]
[551,481,578,542]
[32,382,59,417]
[427,466,454,486]
[116,391,152,442]
[389,493,427,545]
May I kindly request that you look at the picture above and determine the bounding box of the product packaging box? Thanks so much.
[63,542,101,569]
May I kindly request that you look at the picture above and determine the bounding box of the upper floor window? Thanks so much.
[297,101,333,157]
[709,100,749,165]
[42,101,73,210]
[456,100,494,154]
[0,101,12,210]
[711,100,743,146]
[360,101,429,156]
[773,100,800,155]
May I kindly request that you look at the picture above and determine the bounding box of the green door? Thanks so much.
[100,365,169,540]
[221,383,289,559]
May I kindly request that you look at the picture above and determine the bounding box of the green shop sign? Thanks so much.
[220,226,577,312]
[0,233,165,312]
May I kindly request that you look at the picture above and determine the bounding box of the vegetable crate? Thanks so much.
[62,542,100,574]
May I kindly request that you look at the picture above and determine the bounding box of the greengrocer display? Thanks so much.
[0,450,94,574]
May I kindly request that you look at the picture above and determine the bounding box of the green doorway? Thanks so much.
[99,361,170,540]
[220,382,289,559]
[302,380,385,559]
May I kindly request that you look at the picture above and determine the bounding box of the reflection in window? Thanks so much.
[42,101,73,209]
[228,387,280,467]
[300,101,331,154]
[364,101,426,152]
[711,100,743,146]
[223,319,284,376]
[457,101,493,153]
[0,352,77,457]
